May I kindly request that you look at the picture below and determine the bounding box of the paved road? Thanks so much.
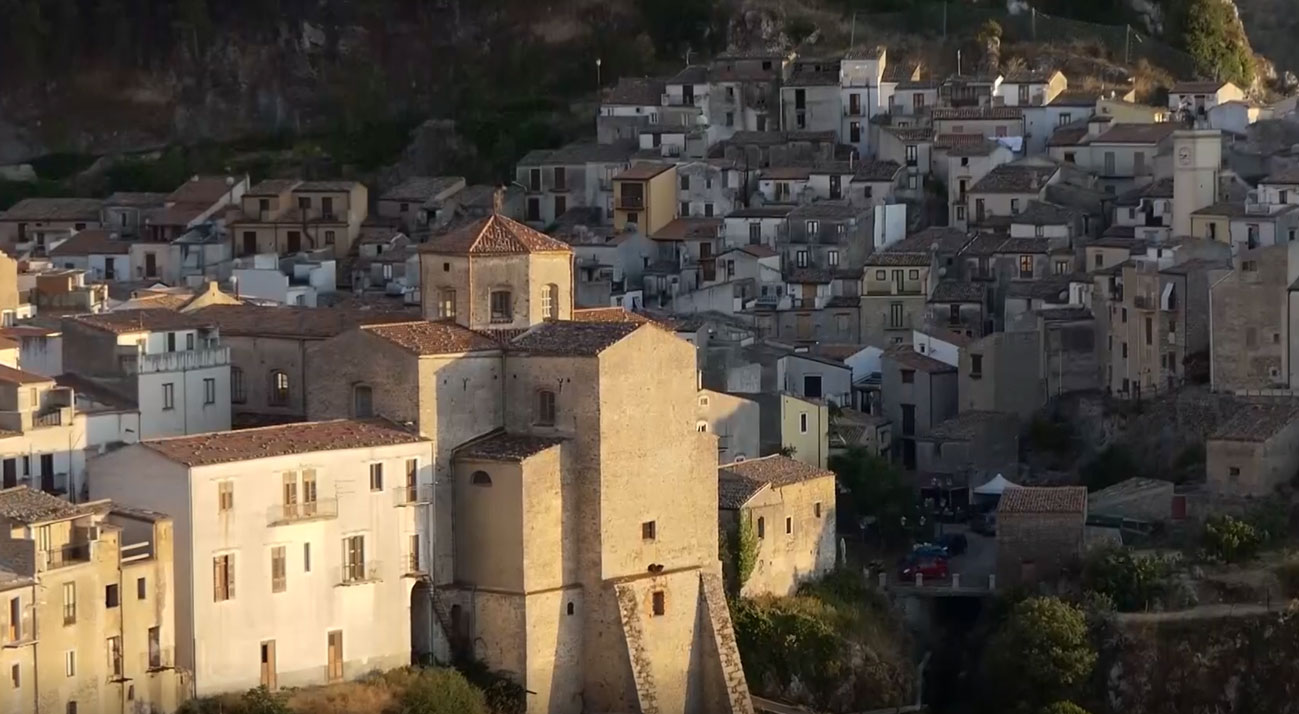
[1116,602,1278,622]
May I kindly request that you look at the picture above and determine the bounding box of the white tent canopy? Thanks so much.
[973,474,1018,496]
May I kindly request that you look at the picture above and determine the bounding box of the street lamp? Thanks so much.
[596,58,602,89]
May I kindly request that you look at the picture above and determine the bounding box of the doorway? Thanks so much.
[327,631,343,682]
[260,641,277,690]
[410,583,434,665]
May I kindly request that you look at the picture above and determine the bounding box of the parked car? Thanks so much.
[898,553,949,582]
[912,543,950,558]
[937,532,969,556]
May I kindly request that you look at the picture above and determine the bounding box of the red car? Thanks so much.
[898,554,949,582]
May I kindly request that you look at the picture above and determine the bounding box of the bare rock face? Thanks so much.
[1126,0,1166,36]
[727,8,782,53]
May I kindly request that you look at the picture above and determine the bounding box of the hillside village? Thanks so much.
[4,23,1299,714]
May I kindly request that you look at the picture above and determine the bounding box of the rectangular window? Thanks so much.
[231,368,245,403]
[796,250,808,267]
[63,583,76,625]
[203,378,216,405]
[105,584,119,609]
[137,577,146,600]
[814,502,822,518]
[490,291,512,323]
[1145,317,1153,345]
[889,302,904,329]
[1019,255,1033,279]
[1010,198,1020,213]
[680,202,689,217]
[651,591,666,616]
[785,517,793,535]
[108,636,123,678]
[799,412,809,434]
[806,220,819,235]
[437,289,456,320]
[213,554,235,601]
[303,543,312,573]
[343,536,366,583]
[271,546,286,593]
[327,631,344,682]
[901,369,915,384]
[642,521,657,541]
[218,482,234,513]
[369,463,383,492]
[828,250,839,267]
[162,383,174,410]
[65,650,76,678]
[971,354,984,378]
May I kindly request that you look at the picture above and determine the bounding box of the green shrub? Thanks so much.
[1202,514,1263,563]
[399,668,489,714]
[1082,546,1176,612]
[986,597,1096,710]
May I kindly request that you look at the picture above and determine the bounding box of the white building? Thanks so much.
[1168,80,1245,118]
[0,365,86,497]
[232,252,337,307]
[62,310,232,439]
[87,419,435,696]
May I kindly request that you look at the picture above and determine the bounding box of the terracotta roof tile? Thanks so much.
[422,214,572,255]
[998,486,1087,514]
[360,321,500,355]
[48,230,132,257]
[718,455,833,508]
[143,418,427,466]
[457,432,565,462]
[1209,400,1299,442]
[1,198,102,222]
[602,77,667,105]
[571,308,654,324]
[379,177,466,203]
[651,217,723,242]
[191,305,416,339]
[166,176,241,205]
[932,106,1023,121]
[0,486,92,524]
[509,321,645,356]
[1171,81,1232,94]
[67,309,212,335]
[930,281,984,302]
[1092,123,1176,145]
[886,346,956,373]
[970,164,1057,194]
[0,364,53,385]
[852,159,903,181]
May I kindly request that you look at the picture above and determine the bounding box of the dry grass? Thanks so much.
[285,677,403,714]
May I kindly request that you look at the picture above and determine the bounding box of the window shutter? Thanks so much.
[213,558,221,601]
[226,555,235,599]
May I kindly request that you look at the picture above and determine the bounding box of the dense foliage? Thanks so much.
[730,570,912,711]
[986,597,1097,712]
[177,668,495,714]
[1201,514,1263,563]
[829,447,920,545]
[1082,546,1181,612]
[1179,0,1256,87]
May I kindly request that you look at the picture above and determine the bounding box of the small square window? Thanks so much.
[105,584,119,609]
[369,463,383,491]
[651,591,666,616]
[443,262,450,272]
[1229,467,1241,477]
[901,369,915,384]
[642,521,657,541]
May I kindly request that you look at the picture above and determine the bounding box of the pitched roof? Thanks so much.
[361,321,501,355]
[0,364,53,385]
[457,432,565,462]
[718,455,833,508]
[1003,69,1062,84]
[617,162,673,181]
[784,267,835,284]
[296,180,360,192]
[669,65,710,84]
[877,227,974,260]
[166,176,241,205]
[882,126,934,143]
[1048,125,1091,147]
[1114,177,1175,206]
[0,487,91,525]
[1012,201,1076,226]
[105,192,169,207]
[143,419,428,466]
[1092,123,1177,145]
[602,77,667,105]
[244,179,301,197]
[1,197,102,222]
[1171,80,1232,94]
[930,280,984,302]
[48,229,132,257]
[920,410,1017,441]
[509,321,646,356]
[1048,90,1102,107]
[1263,166,1299,185]
[191,305,416,339]
[571,308,655,324]
[67,309,212,335]
[853,159,904,181]
[516,141,636,166]
[1209,400,1299,442]
[726,206,793,219]
[651,217,722,241]
[761,166,813,180]
[970,164,1057,194]
[997,237,1052,254]
[379,176,466,203]
[998,486,1087,514]
[1191,201,1248,218]
[422,214,571,255]
[886,346,956,373]
[788,201,863,220]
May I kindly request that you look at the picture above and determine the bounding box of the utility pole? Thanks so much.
[850,11,857,49]
[1124,25,1131,66]
[596,57,602,89]
[943,2,948,40]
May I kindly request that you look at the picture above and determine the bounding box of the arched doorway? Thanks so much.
[410,582,434,665]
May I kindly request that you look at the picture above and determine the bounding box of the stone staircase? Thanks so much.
[615,582,660,714]
[700,571,755,714]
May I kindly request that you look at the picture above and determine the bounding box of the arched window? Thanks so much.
[542,283,559,320]
[437,289,456,320]
[696,421,708,433]
[471,470,492,487]
[353,384,373,418]
[269,370,290,406]
[535,390,556,426]
[230,367,246,404]
[490,290,512,324]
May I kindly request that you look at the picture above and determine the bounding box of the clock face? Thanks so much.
[1178,147,1192,165]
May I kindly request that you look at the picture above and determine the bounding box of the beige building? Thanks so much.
[1206,401,1299,497]
[862,229,973,345]
[996,486,1087,588]
[967,163,1059,225]
[0,487,181,714]
[0,199,103,255]
[718,456,836,597]
[697,389,760,464]
[420,214,574,332]
[614,163,678,235]
[1209,243,1295,391]
[229,180,368,260]
[305,318,753,713]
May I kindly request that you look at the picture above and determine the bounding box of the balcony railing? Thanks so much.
[402,551,427,577]
[865,285,925,296]
[33,408,64,427]
[336,561,383,586]
[266,498,339,527]
[393,485,434,507]
[145,646,174,672]
[133,347,230,375]
[1132,295,1156,310]
[617,196,646,210]
[2,611,35,648]
[40,542,92,571]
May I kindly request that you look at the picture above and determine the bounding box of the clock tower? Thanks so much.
[1172,129,1222,237]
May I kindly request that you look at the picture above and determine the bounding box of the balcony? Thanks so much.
[1132,295,1156,310]
[617,195,646,211]
[266,498,339,527]
[393,484,434,507]
[32,408,67,428]
[40,542,92,571]
[134,346,231,375]
[865,285,925,297]
[402,551,427,578]
[145,647,175,672]
[335,561,383,586]
[2,611,35,648]
[844,106,865,117]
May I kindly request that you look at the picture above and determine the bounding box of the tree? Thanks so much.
[400,668,490,714]
[1182,0,1255,87]
[1202,514,1263,563]
[635,0,719,60]
[986,597,1097,710]
[239,687,292,714]
[1040,703,1091,714]
[1082,546,1173,612]
[830,448,918,545]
